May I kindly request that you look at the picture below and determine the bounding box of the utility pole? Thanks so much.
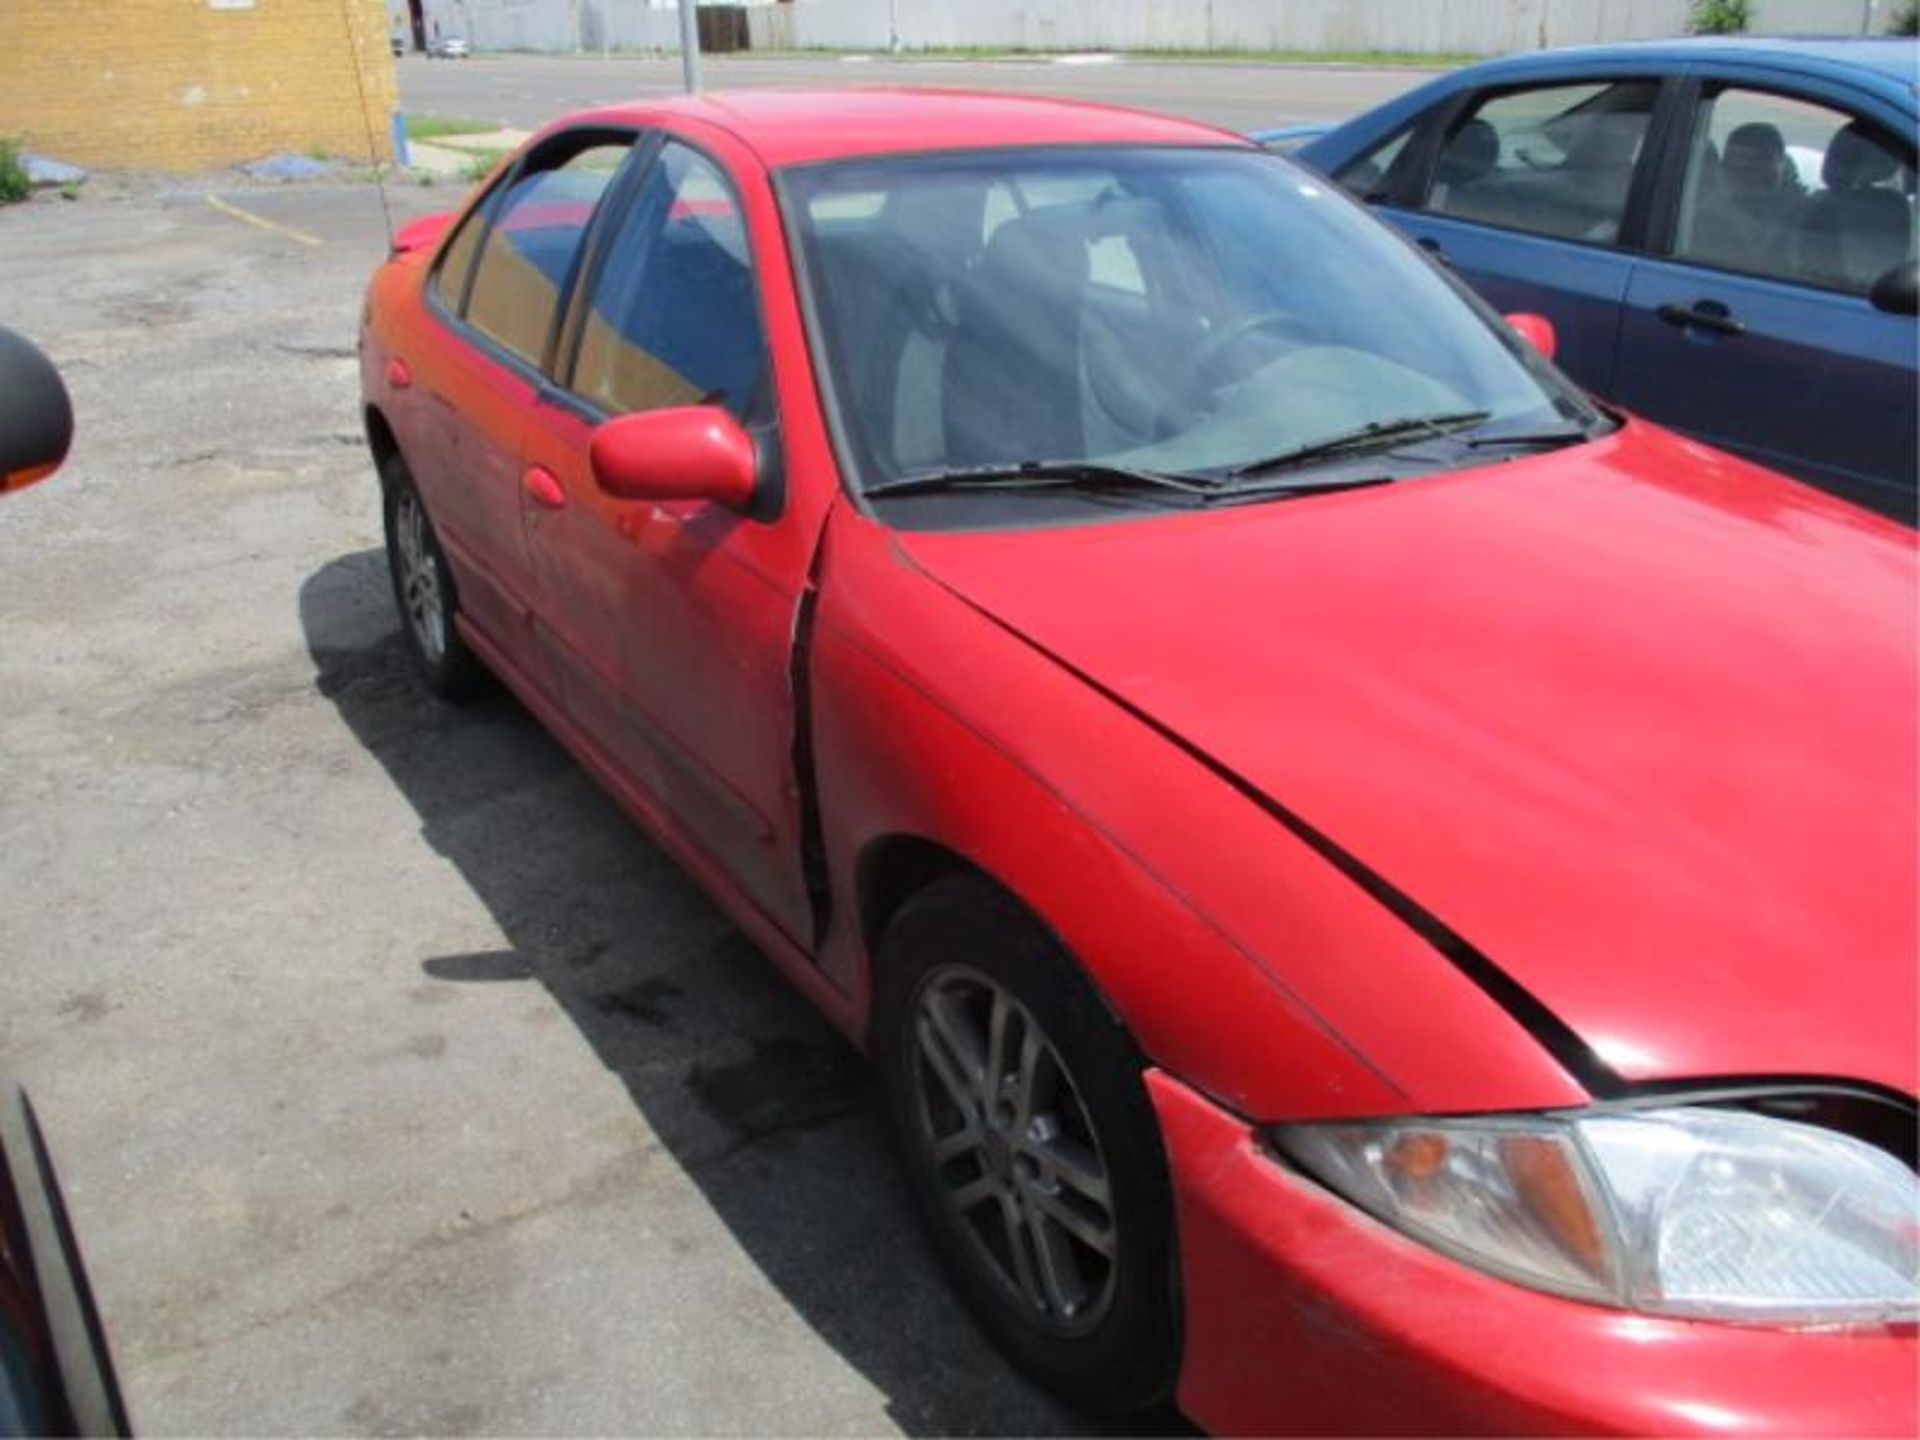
[678,0,702,92]
[889,0,901,53]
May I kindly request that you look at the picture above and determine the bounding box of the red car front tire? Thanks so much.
[873,874,1181,1416]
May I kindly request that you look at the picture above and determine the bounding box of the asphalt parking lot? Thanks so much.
[0,54,1426,1435]
[0,174,1109,1433]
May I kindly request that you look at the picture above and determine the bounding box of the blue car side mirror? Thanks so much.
[1869,260,1917,318]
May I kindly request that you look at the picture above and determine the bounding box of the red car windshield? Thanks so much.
[784,146,1596,499]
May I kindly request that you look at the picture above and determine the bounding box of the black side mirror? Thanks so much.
[0,327,74,494]
[1869,259,1918,317]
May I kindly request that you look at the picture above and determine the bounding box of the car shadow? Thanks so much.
[299,549,1192,1438]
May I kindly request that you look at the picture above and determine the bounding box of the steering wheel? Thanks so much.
[1153,309,1320,436]
[1184,308,1321,385]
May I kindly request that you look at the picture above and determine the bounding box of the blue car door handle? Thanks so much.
[1658,300,1746,337]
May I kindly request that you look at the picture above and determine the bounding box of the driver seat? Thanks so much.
[942,206,1091,466]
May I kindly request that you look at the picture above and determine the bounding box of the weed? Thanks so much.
[405,114,497,140]
[0,138,29,205]
[461,148,510,184]
[1689,0,1751,34]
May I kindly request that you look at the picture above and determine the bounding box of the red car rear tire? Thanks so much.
[381,456,488,703]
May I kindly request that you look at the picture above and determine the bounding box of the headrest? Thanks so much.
[1722,122,1789,189]
[976,204,1092,294]
[1437,118,1499,185]
[884,178,986,265]
[1823,119,1901,191]
[1566,114,1642,169]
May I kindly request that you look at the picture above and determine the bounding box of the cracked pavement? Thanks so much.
[0,176,1094,1434]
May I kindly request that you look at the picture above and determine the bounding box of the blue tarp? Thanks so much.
[22,154,87,187]
[239,153,331,182]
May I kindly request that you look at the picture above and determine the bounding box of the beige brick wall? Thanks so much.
[0,0,398,172]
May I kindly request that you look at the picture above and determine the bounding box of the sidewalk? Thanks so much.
[404,126,530,180]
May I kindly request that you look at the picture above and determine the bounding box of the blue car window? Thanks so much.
[1332,123,1417,202]
[571,141,767,420]
[1425,80,1660,246]
[464,140,631,367]
[1673,87,1916,296]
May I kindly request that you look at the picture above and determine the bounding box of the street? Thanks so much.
[396,50,1431,134]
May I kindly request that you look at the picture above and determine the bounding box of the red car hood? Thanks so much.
[898,426,1919,1097]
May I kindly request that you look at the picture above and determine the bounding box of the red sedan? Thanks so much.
[358,89,1918,1434]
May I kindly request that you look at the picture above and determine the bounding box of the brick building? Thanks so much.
[0,0,397,172]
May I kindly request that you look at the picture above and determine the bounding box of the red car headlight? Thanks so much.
[1273,1105,1918,1325]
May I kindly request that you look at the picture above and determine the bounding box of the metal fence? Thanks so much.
[422,0,1904,56]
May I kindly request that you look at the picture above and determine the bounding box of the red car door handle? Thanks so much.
[522,466,567,510]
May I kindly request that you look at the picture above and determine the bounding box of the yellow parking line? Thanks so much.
[205,194,323,247]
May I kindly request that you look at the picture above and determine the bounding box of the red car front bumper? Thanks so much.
[1149,1071,1917,1437]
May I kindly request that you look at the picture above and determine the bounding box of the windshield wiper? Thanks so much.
[864,460,1221,501]
[1203,473,1395,504]
[1465,422,1591,450]
[1228,409,1492,480]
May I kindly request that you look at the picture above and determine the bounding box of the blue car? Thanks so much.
[1273,38,1917,520]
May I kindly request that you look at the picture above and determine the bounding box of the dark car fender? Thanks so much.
[0,1082,127,1437]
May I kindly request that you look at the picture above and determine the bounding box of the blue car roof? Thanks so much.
[1462,36,1917,89]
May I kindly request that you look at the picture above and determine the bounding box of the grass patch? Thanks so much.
[0,138,30,205]
[1127,47,1480,66]
[461,147,513,183]
[407,113,499,140]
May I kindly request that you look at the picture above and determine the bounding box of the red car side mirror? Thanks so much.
[1504,312,1557,363]
[589,405,757,510]
[391,211,455,257]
